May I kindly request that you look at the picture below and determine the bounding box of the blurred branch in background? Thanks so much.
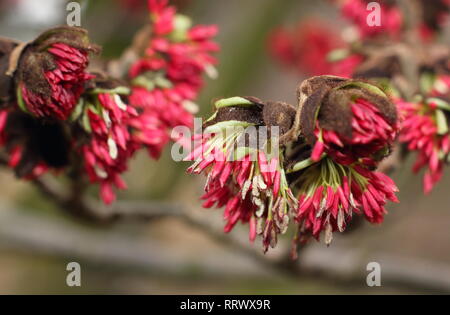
[1,202,450,293]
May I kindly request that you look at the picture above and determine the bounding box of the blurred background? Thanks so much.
[0,0,449,294]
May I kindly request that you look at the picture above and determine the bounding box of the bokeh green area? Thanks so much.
[0,0,449,294]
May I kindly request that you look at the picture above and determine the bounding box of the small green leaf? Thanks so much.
[428,98,450,112]
[70,99,85,122]
[131,76,155,91]
[214,97,254,109]
[91,86,131,95]
[16,87,30,114]
[288,155,325,173]
[420,72,436,95]
[154,76,173,89]
[81,109,92,133]
[327,49,350,62]
[170,14,192,42]
[205,111,218,123]
[435,109,448,135]
[338,81,387,98]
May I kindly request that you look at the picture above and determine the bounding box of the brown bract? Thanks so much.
[0,37,21,107]
[262,101,296,135]
[86,72,129,91]
[204,97,296,138]
[205,106,263,128]
[13,26,100,101]
[297,75,397,145]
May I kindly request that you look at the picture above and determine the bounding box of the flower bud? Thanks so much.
[206,96,296,137]
[186,96,298,252]
[298,75,398,164]
[397,74,450,194]
[14,26,99,120]
[75,75,136,204]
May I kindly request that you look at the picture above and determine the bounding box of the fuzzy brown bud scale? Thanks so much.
[12,27,100,120]
[0,38,20,107]
[298,76,397,146]
[205,96,296,138]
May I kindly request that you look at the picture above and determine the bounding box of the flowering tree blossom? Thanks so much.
[185,77,400,252]
[0,1,219,204]
[128,0,219,158]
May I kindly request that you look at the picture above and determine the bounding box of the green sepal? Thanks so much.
[435,109,449,135]
[16,86,30,114]
[428,98,450,112]
[327,49,350,62]
[337,81,387,98]
[420,72,436,95]
[169,14,192,42]
[70,98,85,122]
[154,76,173,89]
[91,86,131,95]
[204,111,218,123]
[214,97,254,109]
[288,154,325,173]
[131,76,155,91]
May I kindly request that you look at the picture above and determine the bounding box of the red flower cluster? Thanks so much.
[19,42,94,120]
[268,18,365,77]
[397,97,450,194]
[312,97,399,164]
[186,131,297,251]
[296,158,398,243]
[77,89,139,204]
[268,20,346,76]
[340,0,402,39]
[186,82,400,251]
[292,77,400,244]
[186,99,297,251]
[338,0,449,41]
[0,12,217,205]
[396,73,450,194]
[269,1,449,78]
[129,0,219,158]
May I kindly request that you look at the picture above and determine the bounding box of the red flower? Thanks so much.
[127,94,170,159]
[311,97,398,164]
[268,19,346,76]
[19,43,94,120]
[129,0,218,158]
[296,157,399,243]
[186,123,297,252]
[397,98,450,194]
[341,0,402,39]
[78,91,138,204]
